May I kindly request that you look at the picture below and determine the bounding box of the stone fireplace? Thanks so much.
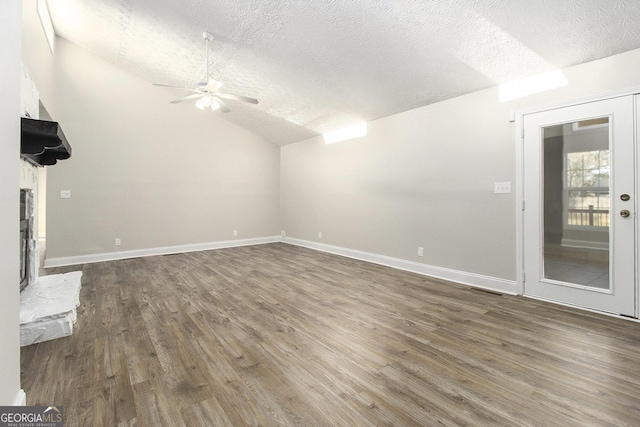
[19,189,34,292]
[19,64,42,293]
[19,156,43,293]
[19,65,82,347]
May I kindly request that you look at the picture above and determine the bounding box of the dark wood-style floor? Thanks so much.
[21,243,640,426]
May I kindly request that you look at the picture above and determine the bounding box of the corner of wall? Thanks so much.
[0,0,23,407]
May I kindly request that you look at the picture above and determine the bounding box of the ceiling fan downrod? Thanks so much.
[203,31,214,84]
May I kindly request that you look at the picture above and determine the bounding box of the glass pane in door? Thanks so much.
[542,118,610,289]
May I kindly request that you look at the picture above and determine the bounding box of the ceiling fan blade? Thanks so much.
[170,93,202,104]
[213,96,231,113]
[216,92,259,104]
[154,83,202,95]
[153,83,191,90]
[197,79,223,91]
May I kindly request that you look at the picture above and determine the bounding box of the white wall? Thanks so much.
[281,48,640,284]
[0,0,24,406]
[21,2,54,118]
[22,2,281,262]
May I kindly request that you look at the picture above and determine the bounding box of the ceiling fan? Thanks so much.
[153,31,258,113]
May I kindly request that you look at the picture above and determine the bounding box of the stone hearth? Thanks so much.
[20,271,82,346]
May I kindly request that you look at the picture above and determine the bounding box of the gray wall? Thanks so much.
[0,0,22,405]
[281,48,640,282]
[22,3,281,261]
[281,89,517,280]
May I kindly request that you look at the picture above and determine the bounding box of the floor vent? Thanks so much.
[471,287,504,296]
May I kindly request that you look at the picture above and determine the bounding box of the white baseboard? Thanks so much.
[14,389,26,406]
[44,235,518,295]
[283,237,518,295]
[44,236,282,268]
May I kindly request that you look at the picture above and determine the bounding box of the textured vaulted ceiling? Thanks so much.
[46,0,640,145]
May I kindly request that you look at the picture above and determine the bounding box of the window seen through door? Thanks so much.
[566,149,610,227]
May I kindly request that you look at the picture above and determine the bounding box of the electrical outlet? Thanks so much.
[418,247,424,257]
[60,190,71,199]
[233,230,238,237]
[494,182,512,194]
[318,231,322,239]
[281,230,286,237]
[115,238,121,246]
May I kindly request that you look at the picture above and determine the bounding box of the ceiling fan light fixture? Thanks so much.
[153,30,258,113]
[195,94,214,110]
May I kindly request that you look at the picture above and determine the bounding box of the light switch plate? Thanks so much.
[60,190,71,199]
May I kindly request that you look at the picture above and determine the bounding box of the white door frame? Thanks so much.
[515,87,640,318]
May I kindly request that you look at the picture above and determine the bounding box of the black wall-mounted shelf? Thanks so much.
[21,117,72,166]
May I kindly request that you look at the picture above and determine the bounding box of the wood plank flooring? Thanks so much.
[21,243,640,426]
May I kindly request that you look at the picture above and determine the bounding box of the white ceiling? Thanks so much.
[46,0,640,146]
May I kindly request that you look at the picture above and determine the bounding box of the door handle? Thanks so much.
[620,209,631,218]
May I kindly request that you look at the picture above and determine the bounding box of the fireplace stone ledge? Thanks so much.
[20,271,82,346]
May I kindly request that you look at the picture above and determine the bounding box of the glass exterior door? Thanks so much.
[523,96,636,316]
[542,119,610,289]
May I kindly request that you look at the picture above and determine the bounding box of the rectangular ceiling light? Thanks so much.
[323,122,367,144]
[499,70,567,102]
[37,0,55,54]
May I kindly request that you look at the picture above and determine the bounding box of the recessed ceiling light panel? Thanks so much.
[323,122,367,144]
[499,70,568,102]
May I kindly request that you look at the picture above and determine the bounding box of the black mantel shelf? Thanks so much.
[21,117,72,166]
